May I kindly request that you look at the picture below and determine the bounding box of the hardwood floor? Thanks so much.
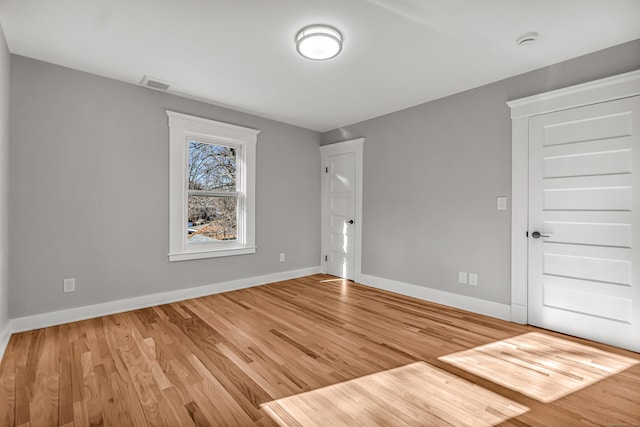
[0,274,638,426]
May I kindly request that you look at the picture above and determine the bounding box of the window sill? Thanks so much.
[169,246,256,262]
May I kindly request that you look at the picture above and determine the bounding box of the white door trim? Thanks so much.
[507,69,640,324]
[320,138,365,281]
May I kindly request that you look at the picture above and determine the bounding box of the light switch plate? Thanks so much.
[497,197,507,211]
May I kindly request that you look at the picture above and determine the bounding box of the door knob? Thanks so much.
[531,231,549,239]
[345,219,354,224]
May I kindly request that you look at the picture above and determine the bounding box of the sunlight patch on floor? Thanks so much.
[262,362,528,426]
[440,332,639,403]
[320,278,350,283]
[320,277,351,296]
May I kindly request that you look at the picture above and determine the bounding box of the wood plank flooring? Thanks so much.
[0,274,639,426]
[263,362,530,426]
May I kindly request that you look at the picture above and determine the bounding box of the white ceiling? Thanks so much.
[1,0,639,132]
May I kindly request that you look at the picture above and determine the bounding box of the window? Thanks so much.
[167,111,258,261]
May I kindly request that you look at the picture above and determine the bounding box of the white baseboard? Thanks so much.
[0,323,10,362]
[356,273,511,321]
[10,266,321,334]
[3,267,509,360]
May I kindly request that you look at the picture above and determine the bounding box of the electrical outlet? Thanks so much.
[469,273,478,286]
[458,271,467,284]
[63,278,76,293]
[279,252,285,262]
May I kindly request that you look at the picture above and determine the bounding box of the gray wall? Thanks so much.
[322,39,640,305]
[0,25,9,334]
[9,55,321,318]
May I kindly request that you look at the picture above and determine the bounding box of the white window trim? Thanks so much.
[507,69,640,324]
[167,111,259,261]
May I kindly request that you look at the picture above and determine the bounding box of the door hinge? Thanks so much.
[325,166,328,173]
[525,231,529,237]
[325,255,328,262]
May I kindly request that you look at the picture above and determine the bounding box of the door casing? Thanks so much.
[508,69,640,324]
[320,138,364,281]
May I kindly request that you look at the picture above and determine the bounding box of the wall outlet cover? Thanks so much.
[458,271,467,284]
[279,253,285,262]
[63,278,76,293]
[469,273,478,286]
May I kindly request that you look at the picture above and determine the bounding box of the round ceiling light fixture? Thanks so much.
[516,32,538,47]
[296,25,343,60]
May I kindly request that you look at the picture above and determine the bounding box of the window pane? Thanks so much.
[188,141,237,191]
[187,195,237,242]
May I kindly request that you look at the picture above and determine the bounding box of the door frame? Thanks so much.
[507,69,640,324]
[320,138,365,281]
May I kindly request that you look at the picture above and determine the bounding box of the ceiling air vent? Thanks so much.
[140,75,173,91]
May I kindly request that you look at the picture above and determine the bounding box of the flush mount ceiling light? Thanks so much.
[296,25,343,60]
[516,32,538,47]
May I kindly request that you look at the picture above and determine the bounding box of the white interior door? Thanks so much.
[325,152,356,279]
[528,95,640,352]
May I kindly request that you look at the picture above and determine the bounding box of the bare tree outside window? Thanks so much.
[187,141,239,242]
[188,142,236,191]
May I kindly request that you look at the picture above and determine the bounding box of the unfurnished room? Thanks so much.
[0,1,639,426]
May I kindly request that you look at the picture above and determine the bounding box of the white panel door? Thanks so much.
[326,152,356,279]
[528,95,640,352]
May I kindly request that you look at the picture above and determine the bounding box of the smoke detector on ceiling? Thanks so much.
[516,32,538,47]
[140,75,173,91]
